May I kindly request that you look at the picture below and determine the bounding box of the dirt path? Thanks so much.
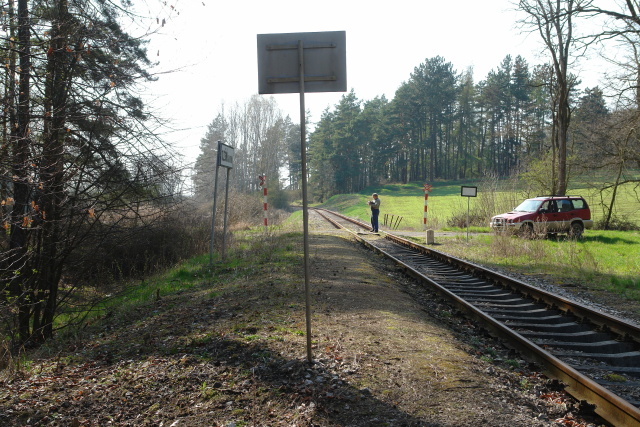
[0,222,605,426]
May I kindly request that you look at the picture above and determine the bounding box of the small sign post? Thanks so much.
[423,183,433,231]
[461,186,477,242]
[259,175,267,232]
[423,183,435,244]
[210,141,234,265]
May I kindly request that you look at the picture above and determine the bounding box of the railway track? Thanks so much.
[312,207,640,427]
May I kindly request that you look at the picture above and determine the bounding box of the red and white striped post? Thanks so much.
[423,183,433,231]
[259,175,267,231]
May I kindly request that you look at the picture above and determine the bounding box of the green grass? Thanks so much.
[317,180,639,309]
[55,233,304,334]
[429,230,640,303]
[54,254,216,329]
[319,179,639,232]
[320,181,482,230]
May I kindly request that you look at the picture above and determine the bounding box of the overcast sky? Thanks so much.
[140,0,610,165]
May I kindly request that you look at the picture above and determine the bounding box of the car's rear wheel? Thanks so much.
[569,222,584,239]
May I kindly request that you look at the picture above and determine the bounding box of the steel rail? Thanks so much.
[383,232,640,344]
[312,207,640,427]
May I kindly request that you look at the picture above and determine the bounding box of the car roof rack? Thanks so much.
[535,195,582,198]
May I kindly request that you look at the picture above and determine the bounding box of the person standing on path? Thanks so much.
[368,193,381,232]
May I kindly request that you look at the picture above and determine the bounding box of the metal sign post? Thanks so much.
[209,141,234,265]
[461,186,478,242]
[259,175,268,232]
[221,166,231,260]
[258,31,346,363]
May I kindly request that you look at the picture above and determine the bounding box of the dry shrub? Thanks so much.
[448,173,524,228]
[0,339,25,377]
[0,340,9,372]
[564,240,599,272]
[477,172,523,219]
[67,202,207,283]
[490,233,548,259]
[446,210,486,228]
[69,191,282,284]
[596,216,640,231]
[202,190,290,232]
[423,215,442,230]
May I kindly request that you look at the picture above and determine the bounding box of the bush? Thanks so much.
[595,216,640,231]
[446,211,487,228]
[67,199,212,283]
[65,191,286,286]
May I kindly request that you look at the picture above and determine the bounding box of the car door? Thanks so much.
[537,200,559,232]
[556,199,574,231]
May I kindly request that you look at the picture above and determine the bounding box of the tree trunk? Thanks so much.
[7,0,34,343]
[34,0,72,341]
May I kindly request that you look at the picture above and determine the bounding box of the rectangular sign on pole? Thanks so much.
[257,30,347,365]
[257,31,347,95]
[461,186,477,197]
[217,142,234,169]
[460,186,477,242]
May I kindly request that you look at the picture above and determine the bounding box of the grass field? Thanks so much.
[320,180,640,232]
[432,230,640,303]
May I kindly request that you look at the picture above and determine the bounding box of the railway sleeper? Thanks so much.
[450,292,515,300]
[442,286,505,293]
[418,272,474,281]
[454,291,524,299]
[507,321,588,333]
[424,270,470,277]
[441,283,498,289]
[550,350,640,367]
[520,330,616,343]
[535,339,636,354]
[491,314,567,324]
[479,302,549,311]
[463,296,535,304]
[483,307,561,316]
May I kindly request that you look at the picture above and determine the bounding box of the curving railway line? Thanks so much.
[312,207,640,427]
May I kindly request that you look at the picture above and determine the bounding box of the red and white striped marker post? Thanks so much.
[423,183,433,231]
[259,175,267,231]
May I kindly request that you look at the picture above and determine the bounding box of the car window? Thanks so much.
[539,200,557,213]
[514,199,541,212]
[558,200,573,212]
[539,201,550,212]
[572,199,586,209]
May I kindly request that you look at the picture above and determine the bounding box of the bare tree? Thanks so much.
[570,2,640,223]
[585,110,640,228]
[518,0,587,195]
[193,96,292,199]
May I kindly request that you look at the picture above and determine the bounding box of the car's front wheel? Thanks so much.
[519,222,535,239]
[569,222,584,239]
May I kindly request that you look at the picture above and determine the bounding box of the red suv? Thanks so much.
[490,196,593,238]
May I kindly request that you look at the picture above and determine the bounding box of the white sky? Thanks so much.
[141,0,610,166]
